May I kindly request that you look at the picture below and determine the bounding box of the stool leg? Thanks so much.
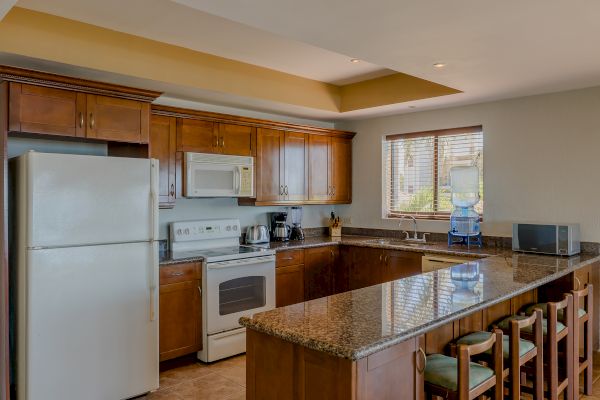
[572,312,580,399]
[566,310,574,400]
[584,287,593,396]
[510,323,520,400]
[548,327,558,400]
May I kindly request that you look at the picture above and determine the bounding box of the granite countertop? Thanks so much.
[240,251,600,360]
[159,234,510,265]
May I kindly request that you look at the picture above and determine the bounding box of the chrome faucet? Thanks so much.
[398,215,429,243]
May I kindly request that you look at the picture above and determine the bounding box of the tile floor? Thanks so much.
[141,352,600,399]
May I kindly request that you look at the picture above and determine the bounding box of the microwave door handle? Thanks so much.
[234,166,241,194]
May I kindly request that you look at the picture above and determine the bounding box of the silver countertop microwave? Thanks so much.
[512,223,580,256]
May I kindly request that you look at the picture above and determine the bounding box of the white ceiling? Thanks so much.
[12,0,600,120]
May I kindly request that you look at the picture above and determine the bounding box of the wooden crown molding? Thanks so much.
[151,105,356,138]
[0,65,162,102]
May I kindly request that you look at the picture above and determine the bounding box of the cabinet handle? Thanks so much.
[280,185,284,196]
[575,276,582,290]
[221,137,225,148]
[79,112,84,128]
[384,255,388,263]
[169,271,184,277]
[170,183,175,197]
[330,250,334,258]
[416,347,427,374]
[284,185,289,195]
[280,257,294,261]
[379,254,383,262]
[89,113,95,129]
[332,186,336,196]
[198,285,202,296]
[214,136,219,147]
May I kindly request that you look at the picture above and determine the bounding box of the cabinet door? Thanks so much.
[330,137,352,203]
[177,118,218,153]
[284,132,307,201]
[86,94,150,143]
[256,128,284,202]
[304,246,336,301]
[308,135,331,201]
[349,247,384,290]
[219,123,255,156]
[385,250,423,282]
[150,115,177,207]
[9,82,85,137]
[276,264,305,307]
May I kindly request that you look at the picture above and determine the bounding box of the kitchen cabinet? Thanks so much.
[159,262,202,361]
[253,128,307,204]
[150,115,177,207]
[349,247,424,290]
[385,250,423,281]
[255,128,284,202]
[8,82,151,143]
[276,250,305,307]
[85,94,150,143]
[8,82,85,137]
[218,123,255,156]
[176,119,255,156]
[304,246,338,301]
[307,135,352,203]
[177,118,217,153]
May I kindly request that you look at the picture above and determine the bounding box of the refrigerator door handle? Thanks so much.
[149,160,159,240]
[149,241,158,322]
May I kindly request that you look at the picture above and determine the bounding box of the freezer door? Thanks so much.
[17,242,158,400]
[18,152,158,248]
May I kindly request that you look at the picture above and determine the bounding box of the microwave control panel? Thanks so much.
[240,167,253,196]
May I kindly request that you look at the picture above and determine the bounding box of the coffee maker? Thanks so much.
[269,212,290,241]
[289,206,305,240]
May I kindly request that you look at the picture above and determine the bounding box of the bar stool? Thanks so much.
[570,284,593,398]
[456,309,544,400]
[500,293,574,400]
[424,329,504,400]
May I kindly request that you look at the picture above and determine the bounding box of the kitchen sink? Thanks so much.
[363,238,425,247]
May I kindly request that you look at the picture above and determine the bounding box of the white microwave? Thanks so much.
[184,152,254,197]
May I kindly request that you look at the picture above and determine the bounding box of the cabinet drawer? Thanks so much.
[160,262,201,285]
[276,249,305,267]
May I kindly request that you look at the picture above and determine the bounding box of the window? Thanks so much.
[383,126,483,219]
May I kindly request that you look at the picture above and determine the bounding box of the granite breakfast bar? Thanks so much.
[241,248,600,400]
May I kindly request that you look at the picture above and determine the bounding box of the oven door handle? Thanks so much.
[207,256,275,269]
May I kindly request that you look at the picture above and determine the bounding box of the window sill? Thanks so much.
[385,214,483,222]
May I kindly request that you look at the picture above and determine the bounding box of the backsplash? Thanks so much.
[158,197,338,240]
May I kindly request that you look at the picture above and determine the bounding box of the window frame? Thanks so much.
[383,125,483,221]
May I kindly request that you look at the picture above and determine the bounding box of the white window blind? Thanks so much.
[383,126,483,219]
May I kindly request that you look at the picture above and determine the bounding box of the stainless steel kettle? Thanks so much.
[245,225,269,244]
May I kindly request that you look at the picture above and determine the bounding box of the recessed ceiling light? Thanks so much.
[350,58,360,63]
[433,62,446,68]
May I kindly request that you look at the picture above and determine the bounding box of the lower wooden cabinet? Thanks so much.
[385,250,423,282]
[159,262,202,361]
[304,246,338,301]
[349,247,424,290]
[276,264,305,307]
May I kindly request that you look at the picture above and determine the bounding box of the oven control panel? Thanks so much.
[171,219,241,242]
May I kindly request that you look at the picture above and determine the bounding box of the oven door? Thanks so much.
[204,255,275,334]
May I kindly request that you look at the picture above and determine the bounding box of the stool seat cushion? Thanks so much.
[424,354,494,391]
[497,315,565,334]
[524,303,586,319]
[457,331,535,360]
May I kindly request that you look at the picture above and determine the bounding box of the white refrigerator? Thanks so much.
[14,152,159,400]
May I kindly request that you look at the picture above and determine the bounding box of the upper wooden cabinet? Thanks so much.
[177,118,217,153]
[308,135,352,203]
[150,115,177,208]
[176,119,255,157]
[219,123,255,156]
[85,94,150,143]
[252,128,307,204]
[8,83,86,138]
[3,67,159,143]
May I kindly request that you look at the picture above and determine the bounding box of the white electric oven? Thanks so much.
[170,219,275,363]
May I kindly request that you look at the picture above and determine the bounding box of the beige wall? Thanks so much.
[336,86,600,241]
